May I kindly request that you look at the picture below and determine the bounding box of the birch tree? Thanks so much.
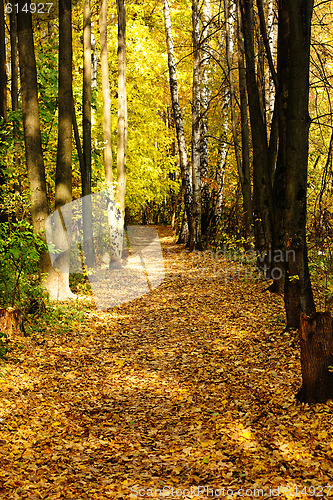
[163,0,192,245]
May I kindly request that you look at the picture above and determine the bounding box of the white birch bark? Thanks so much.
[163,0,192,241]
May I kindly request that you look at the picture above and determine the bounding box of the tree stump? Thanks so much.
[297,312,333,403]
[0,308,25,336]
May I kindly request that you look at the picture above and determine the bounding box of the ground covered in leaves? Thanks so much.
[1,227,333,499]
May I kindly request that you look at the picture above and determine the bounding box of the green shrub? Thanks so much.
[0,220,47,309]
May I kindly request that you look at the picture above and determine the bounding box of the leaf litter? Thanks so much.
[0,227,333,499]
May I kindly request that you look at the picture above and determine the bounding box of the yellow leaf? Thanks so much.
[114,359,125,367]
[241,430,252,439]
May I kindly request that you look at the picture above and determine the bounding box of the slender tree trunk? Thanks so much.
[10,10,21,197]
[236,0,254,245]
[51,0,77,299]
[163,0,192,246]
[0,0,7,222]
[269,0,289,295]
[17,0,56,293]
[99,0,113,187]
[240,0,273,256]
[225,0,242,199]
[91,21,98,89]
[82,0,95,268]
[267,0,276,127]
[191,0,202,250]
[107,0,127,266]
[117,0,126,212]
[284,0,315,328]
[72,97,85,177]
[200,0,210,236]
[0,0,6,121]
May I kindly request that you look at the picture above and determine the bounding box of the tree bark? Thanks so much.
[297,312,333,403]
[17,0,57,295]
[117,0,127,213]
[200,0,210,236]
[83,0,92,199]
[0,0,6,121]
[163,0,192,246]
[191,0,202,250]
[82,0,95,269]
[284,0,316,328]
[10,9,21,194]
[99,0,113,187]
[237,0,254,245]
[269,0,289,295]
[0,308,25,336]
[52,0,77,299]
[240,0,274,254]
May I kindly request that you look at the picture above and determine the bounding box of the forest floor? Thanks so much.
[1,226,333,500]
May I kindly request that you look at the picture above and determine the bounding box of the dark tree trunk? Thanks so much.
[269,0,289,295]
[284,0,315,328]
[52,0,77,299]
[0,0,6,223]
[10,9,21,198]
[0,0,6,121]
[236,0,254,245]
[17,0,56,294]
[297,312,333,403]
[239,0,274,253]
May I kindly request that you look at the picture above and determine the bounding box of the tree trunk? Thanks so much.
[99,0,113,187]
[82,0,95,268]
[51,0,77,300]
[297,312,333,403]
[200,0,210,236]
[269,0,289,295]
[284,0,315,328]
[237,0,254,245]
[240,0,274,254]
[0,0,6,121]
[191,0,202,251]
[17,0,56,296]
[163,0,192,246]
[0,0,6,222]
[227,0,253,245]
[10,9,21,195]
[0,308,25,336]
[267,0,276,127]
[110,0,127,266]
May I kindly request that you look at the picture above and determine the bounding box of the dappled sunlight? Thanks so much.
[1,232,333,499]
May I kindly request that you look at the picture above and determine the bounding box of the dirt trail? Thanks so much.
[1,226,332,499]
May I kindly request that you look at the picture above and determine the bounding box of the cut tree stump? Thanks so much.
[297,312,333,403]
[0,308,25,336]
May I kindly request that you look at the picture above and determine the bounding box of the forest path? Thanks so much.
[1,226,333,499]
